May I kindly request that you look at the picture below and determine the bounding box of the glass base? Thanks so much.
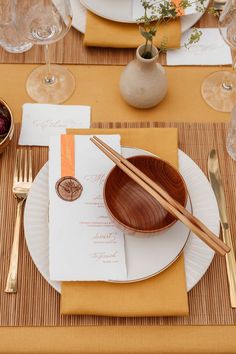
[201,71,236,113]
[26,64,75,104]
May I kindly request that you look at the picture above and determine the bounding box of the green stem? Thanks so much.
[144,38,148,56]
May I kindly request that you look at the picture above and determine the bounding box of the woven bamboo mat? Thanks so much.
[0,12,217,65]
[0,122,236,326]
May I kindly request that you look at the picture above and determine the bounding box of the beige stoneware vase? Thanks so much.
[120,44,167,109]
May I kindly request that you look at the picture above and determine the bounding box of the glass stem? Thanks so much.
[44,44,55,85]
[222,48,236,91]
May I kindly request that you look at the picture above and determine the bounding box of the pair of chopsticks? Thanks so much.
[90,136,230,257]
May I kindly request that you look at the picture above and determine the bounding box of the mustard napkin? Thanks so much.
[60,128,189,317]
[84,11,181,48]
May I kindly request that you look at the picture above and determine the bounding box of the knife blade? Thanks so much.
[208,149,236,308]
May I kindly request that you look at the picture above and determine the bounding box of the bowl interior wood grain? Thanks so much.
[104,155,187,234]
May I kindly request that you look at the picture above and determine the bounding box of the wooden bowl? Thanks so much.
[0,98,14,154]
[104,155,188,234]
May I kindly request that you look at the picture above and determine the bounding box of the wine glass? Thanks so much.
[0,0,33,53]
[201,0,236,112]
[19,0,75,104]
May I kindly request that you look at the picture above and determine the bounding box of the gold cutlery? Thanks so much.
[91,136,230,256]
[5,148,33,293]
[208,149,236,308]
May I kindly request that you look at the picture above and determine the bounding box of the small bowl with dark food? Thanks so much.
[103,155,188,235]
[0,98,14,154]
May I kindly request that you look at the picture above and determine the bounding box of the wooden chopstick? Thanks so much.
[92,136,229,253]
[90,136,230,257]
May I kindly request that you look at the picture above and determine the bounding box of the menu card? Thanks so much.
[49,134,127,281]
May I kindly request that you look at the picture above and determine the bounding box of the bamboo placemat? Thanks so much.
[0,11,217,65]
[0,122,236,326]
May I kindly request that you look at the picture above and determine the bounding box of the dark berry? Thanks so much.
[0,104,11,136]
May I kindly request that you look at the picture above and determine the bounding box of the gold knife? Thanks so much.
[208,149,236,308]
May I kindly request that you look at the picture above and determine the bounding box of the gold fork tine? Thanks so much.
[18,149,23,182]
[24,149,28,182]
[28,149,32,183]
[13,149,19,183]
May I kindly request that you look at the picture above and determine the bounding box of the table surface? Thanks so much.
[0,9,218,65]
[1,6,235,353]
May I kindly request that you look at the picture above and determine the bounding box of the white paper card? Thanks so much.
[132,0,198,21]
[49,135,127,281]
[167,28,231,65]
[19,103,91,146]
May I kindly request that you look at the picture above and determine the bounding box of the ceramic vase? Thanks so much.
[120,44,168,109]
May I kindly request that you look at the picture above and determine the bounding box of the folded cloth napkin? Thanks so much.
[84,11,181,49]
[60,127,189,317]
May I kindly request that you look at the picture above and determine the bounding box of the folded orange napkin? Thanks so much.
[84,11,181,48]
[60,127,189,317]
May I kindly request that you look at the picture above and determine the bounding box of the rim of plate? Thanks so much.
[71,0,210,33]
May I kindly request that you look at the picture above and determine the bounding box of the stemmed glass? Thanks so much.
[0,1,33,53]
[201,0,236,112]
[19,0,75,104]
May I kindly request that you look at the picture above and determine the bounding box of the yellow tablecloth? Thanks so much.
[0,64,229,124]
[0,326,236,353]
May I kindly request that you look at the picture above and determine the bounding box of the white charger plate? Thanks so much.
[71,0,209,34]
[24,147,219,293]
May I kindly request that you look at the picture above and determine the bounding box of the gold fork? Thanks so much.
[5,148,33,293]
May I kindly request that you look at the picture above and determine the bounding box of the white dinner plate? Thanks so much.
[24,147,219,293]
[71,0,209,34]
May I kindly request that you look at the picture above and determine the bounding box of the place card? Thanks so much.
[19,103,91,146]
[49,134,127,281]
[167,28,231,65]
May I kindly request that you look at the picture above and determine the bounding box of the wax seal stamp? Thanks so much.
[55,176,83,202]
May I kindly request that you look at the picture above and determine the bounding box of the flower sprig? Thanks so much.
[184,27,203,49]
[138,0,206,58]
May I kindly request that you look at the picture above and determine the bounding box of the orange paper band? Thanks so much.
[172,0,185,16]
[61,135,75,177]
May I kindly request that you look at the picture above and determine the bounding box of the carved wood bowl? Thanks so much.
[104,155,188,235]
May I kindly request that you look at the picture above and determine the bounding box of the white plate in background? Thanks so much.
[71,0,209,33]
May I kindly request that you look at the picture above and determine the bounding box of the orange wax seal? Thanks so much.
[56,176,83,202]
